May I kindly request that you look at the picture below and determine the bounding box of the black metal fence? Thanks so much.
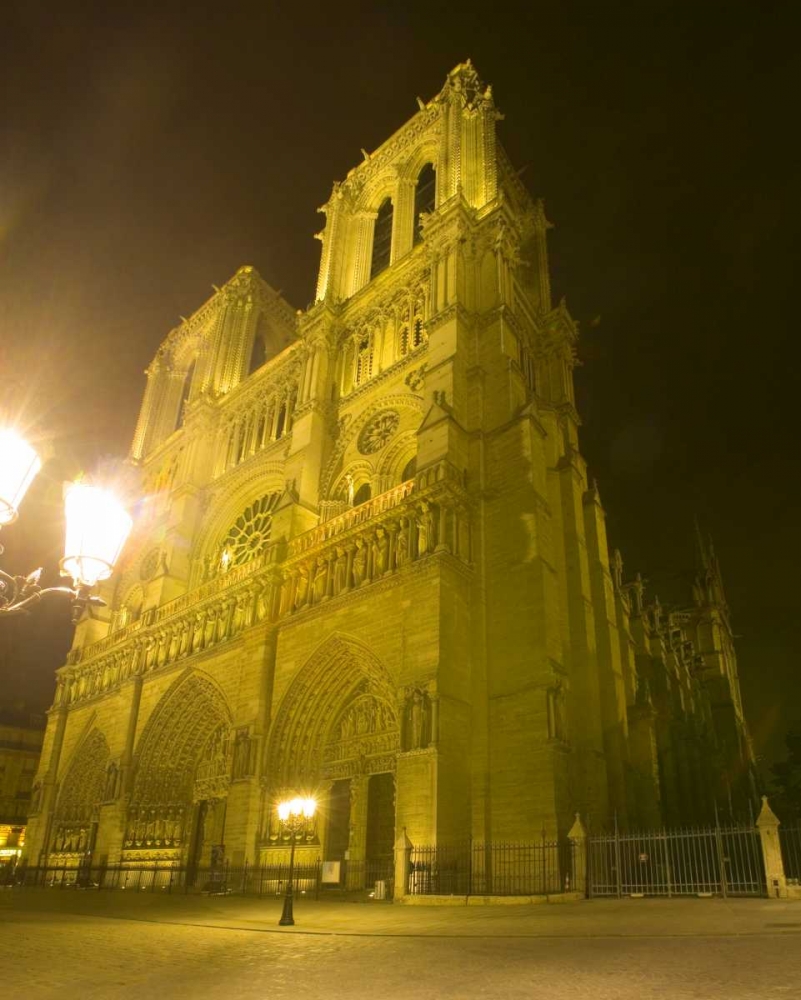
[587,825,765,897]
[408,840,574,896]
[2,859,394,899]
[779,823,801,884]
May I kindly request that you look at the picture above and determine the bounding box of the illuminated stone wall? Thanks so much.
[23,62,756,872]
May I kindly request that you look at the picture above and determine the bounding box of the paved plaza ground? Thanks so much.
[2,889,800,999]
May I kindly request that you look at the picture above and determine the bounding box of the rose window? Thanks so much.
[357,410,400,455]
[221,493,280,568]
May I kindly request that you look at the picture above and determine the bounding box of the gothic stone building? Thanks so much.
[24,63,755,873]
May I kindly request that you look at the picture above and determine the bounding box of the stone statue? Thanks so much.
[104,761,119,801]
[345,472,355,507]
[313,557,328,603]
[396,520,409,569]
[352,539,367,586]
[294,566,310,609]
[404,688,430,750]
[372,529,389,576]
[417,502,435,555]
[333,546,348,594]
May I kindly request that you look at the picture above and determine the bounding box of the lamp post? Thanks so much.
[0,429,133,621]
[277,796,317,927]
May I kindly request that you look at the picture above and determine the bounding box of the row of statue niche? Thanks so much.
[124,806,187,846]
[290,502,438,611]
[402,687,433,751]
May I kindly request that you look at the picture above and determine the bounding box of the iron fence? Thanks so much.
[408,840,573,896]
[587,825,765,897]
[2,858,395,899]
[779,823,801,884]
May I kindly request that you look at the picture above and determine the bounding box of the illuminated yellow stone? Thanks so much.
[22,63,756,882]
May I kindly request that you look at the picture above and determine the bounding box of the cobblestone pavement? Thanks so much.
[2,891,800,999]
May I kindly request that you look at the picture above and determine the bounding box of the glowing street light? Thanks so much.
[0,430,133,621]
[276,795,317,927]
[0,430,42,526]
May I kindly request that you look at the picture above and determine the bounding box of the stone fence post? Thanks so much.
[756,796,788,899]
[394,827,413,901]
[568,813,588,897]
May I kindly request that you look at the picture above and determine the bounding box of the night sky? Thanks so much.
[1,2,798,771]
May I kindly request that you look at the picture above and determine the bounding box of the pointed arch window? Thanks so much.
[353,483,372,507]
[176,362,195,428]
[249,333,267,375]
[413,163,436,245]
[355,334,373,385]
[370,198,393,279]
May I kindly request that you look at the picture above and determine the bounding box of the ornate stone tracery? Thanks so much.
[51,729,110,855]
[357,410,400,454]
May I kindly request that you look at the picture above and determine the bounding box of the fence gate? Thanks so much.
[587,825,765,897]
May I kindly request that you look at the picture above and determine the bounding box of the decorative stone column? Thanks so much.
[757,796,788,899]
[568,813,588,897]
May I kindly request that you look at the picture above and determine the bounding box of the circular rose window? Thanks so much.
[357,410,400,455]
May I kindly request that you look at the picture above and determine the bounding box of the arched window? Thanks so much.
[275,403,287,439]
[414,164,436,245]
[353,483,372,507]
[402,457,416,482]
[176,362,195,428]
[355,334,373,385]
[370,198,393,279]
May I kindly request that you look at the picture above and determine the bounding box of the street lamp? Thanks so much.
[276,796,317,926]
[0,430,133,622]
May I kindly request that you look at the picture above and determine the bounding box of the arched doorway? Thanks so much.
[265,636,400,884]
[127,672,232,872]
[51,729,110,867]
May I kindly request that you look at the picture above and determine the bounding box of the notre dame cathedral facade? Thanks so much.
[24,63,755,875]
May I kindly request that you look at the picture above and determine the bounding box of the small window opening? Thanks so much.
[370,198,393,279]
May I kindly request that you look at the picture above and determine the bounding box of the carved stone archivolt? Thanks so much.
[266,635,399,789]
[51,729,110,855]
[125,672,233,851]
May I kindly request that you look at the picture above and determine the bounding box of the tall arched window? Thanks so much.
[176,362,195,429]
[355,334,373,385]
[370,198,393,279]
[413,164,436,245]
[249,333,267,375]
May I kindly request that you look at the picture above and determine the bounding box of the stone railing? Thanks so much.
[56,461,471,709]
[288,480,416,558]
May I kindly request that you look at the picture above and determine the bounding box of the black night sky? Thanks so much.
[1,2,798,772]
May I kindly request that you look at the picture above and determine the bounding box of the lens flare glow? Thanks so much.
[0,430,42,526]
[60,482,133,586]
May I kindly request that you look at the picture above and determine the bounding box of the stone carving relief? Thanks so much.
[357,410,400,454]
